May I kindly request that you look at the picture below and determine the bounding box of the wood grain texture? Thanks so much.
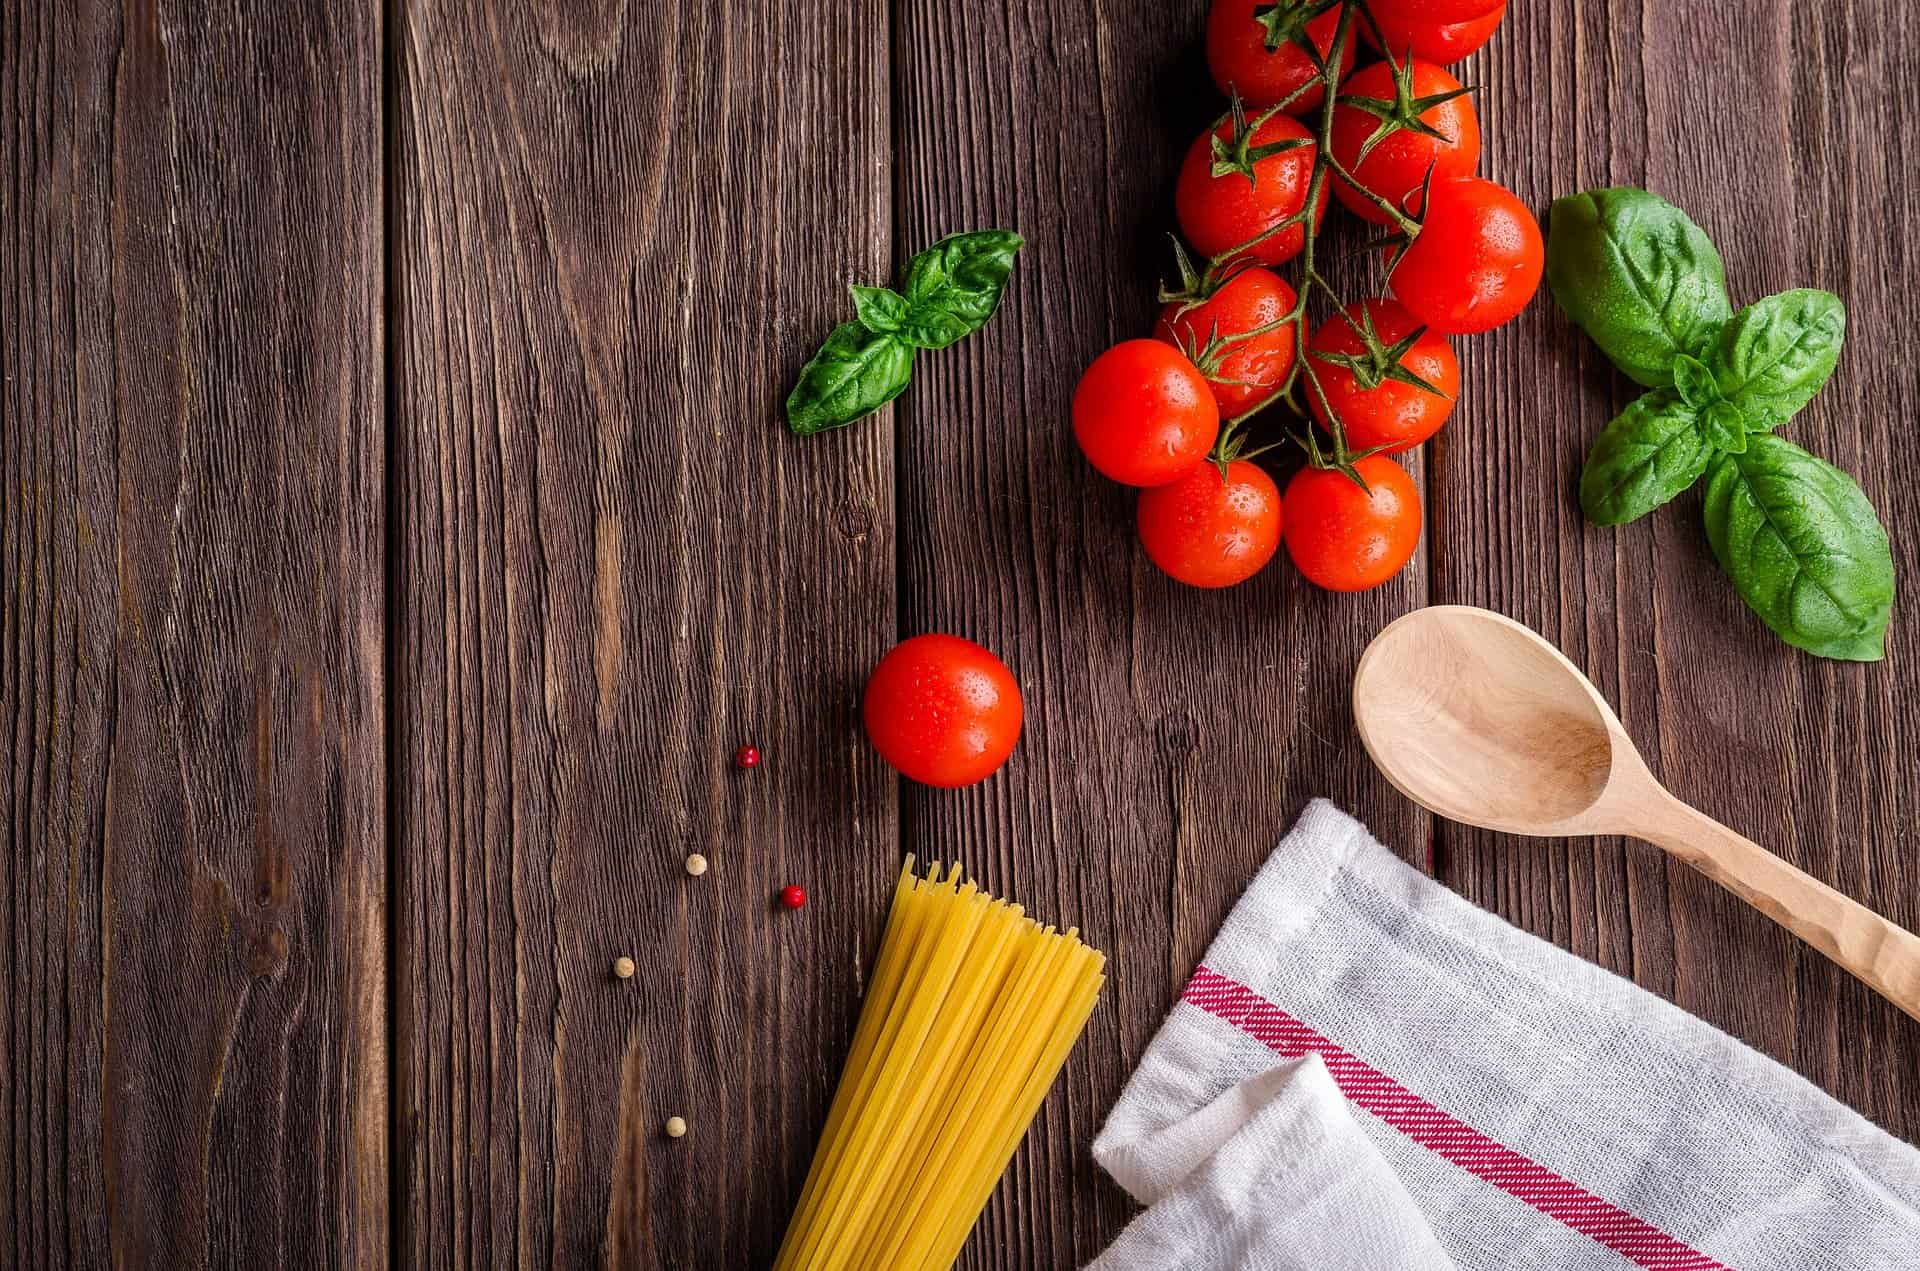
[3,1,385,1267]
[7,0,1919,1267]
[1434,0,1920,1140]
[387,1,896,1266]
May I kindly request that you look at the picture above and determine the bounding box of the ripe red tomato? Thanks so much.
[1137,459,1283,588]
[1153,268,1298,416]
[1329,58,1480,225]
[1362,1,1507,65]
[1206,0,1356,114]
[1175,111,1325,267]
[863,634,1022,788]
[1307,299,1458,454]
[1072,340,1220,486]
[1388,175,1542,334]
[1372,0,1504,23]
[1282,456,1422,591]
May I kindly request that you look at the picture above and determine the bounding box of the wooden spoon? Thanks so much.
[1352,604,1920,1024]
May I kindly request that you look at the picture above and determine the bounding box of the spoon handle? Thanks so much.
[1637,797,1920,1023]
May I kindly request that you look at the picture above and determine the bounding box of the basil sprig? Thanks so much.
[1546,187,1893,661]
[788,230,1023,436]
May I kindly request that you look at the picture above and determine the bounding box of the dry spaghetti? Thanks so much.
[773,859,1106,1270]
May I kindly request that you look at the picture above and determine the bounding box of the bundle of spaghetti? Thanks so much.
[773,857,1107,1271]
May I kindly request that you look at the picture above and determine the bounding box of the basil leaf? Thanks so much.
[1671,353,1718,409]
[1700,400,1748,455]
[850,285,908,335]
[1673,355,1748,452]
[1545,188,1731,387]
[1578,390,1712,526]
[1702,436,1894,661]
[786,321,915,436]
[897,230,1024,349]
[1706,289,1845,428]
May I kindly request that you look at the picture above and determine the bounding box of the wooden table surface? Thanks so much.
[7,0,1918,1266]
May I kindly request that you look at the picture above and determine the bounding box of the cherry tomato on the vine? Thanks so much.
[863,634,1022,788]
[1388,175,1542,335]
[1372,0,1505,23]
[1283,456,1422,592]
[1330,58,1479,225]
[1307,299,1458,454]
[1362,1,1507,66]
[1072,340,1220,487]
[1153,267,1298,416]
[1175,110,1325,267]
[1206,0,1356,115]
[1137,459,1284,589]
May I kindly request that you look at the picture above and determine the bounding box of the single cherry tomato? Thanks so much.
[1205,0,1356,115]
[1372,0,1505,23]
[1153,268,1298,416]
[1330,58,1479,225]
[778,885,808,910]
[1282,456,1422,591]
[1362,1,1507,66]
[1388,175,1542,335]
[1072,340,1220,486]
[863,634,1022,788]
[733,744,761,769]
[1137,459,1284,588]
[1307,299,1459,454]
[1175,110,1325,268]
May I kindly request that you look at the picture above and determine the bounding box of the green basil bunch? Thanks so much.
[787,230,1023,436]
[1546,188,1894,662]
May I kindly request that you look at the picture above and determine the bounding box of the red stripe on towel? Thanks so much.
[1184,965,1733,1271]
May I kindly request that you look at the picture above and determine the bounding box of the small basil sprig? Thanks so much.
[1546,187,1893,661]
[788,230,1023,436]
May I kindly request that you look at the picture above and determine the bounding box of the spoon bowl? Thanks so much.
[1351,605,1920,1024]
[1353,606,1627,834]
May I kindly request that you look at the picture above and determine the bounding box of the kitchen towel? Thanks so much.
[1091,799,1920,1270]
[1088,1051,1457,1270]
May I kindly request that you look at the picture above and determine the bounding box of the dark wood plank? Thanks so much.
[387,2,895,1266]
[1434,0,1920,1138]
[890,2,1428,1266]
[3,1,385,1266]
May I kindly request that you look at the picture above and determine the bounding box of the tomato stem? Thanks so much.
[1288,0,1358,466]
[1321,154,1422,235]
[1194,0,1406,488]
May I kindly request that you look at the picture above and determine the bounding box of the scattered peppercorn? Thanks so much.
[685,853,708,877]
[664,1116,687,1139]
[734,744,761,769]
[779,885,808,910]
[612,956,636,980]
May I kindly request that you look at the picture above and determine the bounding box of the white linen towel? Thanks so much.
[1091,800,1920,1270]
